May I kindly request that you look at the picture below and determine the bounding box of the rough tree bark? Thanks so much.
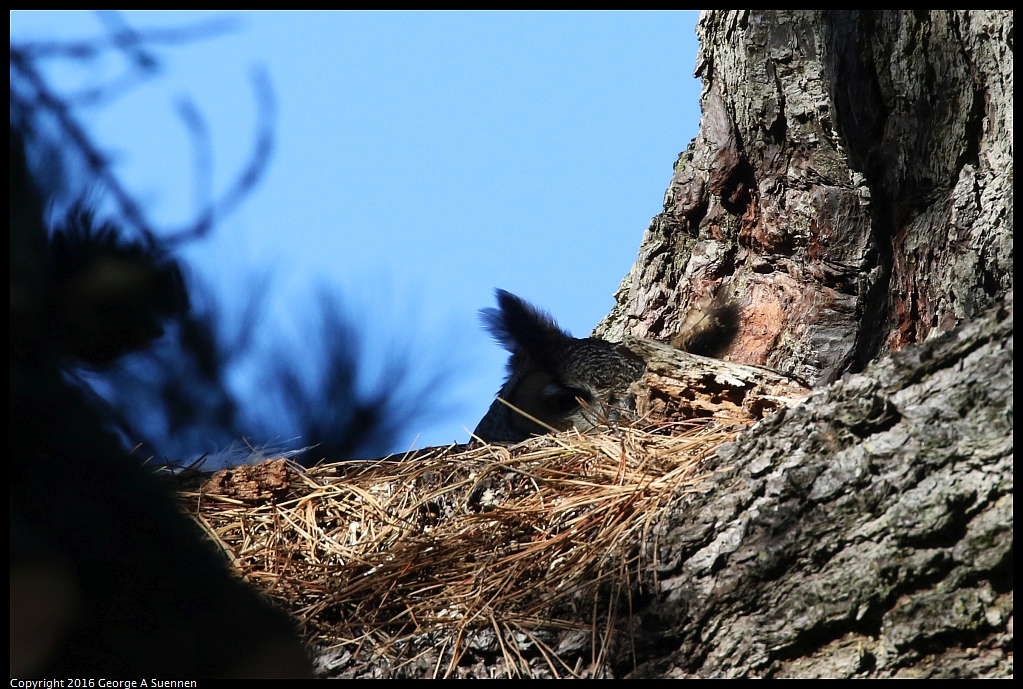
[595,10,1012,678]
[595,10,1012,387]
[626,295,1012,678]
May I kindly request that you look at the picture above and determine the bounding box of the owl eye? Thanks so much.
[540,382,589,415]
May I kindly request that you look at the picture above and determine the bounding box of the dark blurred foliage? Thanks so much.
[88,283,444,464]
[10,14,447,676]
[11,116,312,680]
[10,13,449,467]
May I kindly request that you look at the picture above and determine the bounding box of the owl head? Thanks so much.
[473,290,645,443]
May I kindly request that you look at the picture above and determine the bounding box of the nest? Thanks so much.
[176,417,748,678]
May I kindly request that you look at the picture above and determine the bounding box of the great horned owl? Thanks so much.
[472,289,738,443]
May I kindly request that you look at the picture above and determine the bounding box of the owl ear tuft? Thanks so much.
[480,289,572,370]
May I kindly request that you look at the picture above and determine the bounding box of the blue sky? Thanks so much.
[10,11,702,452]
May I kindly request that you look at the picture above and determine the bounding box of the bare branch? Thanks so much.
[10,15,240,60]
[10,45,158,246]
[164,66,276,246]
[175,97,214,222]
[10,15,275,248]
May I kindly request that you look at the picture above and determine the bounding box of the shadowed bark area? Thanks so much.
[596,11,1012,387]
[626,294,1012,678]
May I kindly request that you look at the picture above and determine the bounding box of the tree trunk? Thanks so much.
[626,294,1012,678]
[595,10,1012,387]
[598,9,1013,678]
